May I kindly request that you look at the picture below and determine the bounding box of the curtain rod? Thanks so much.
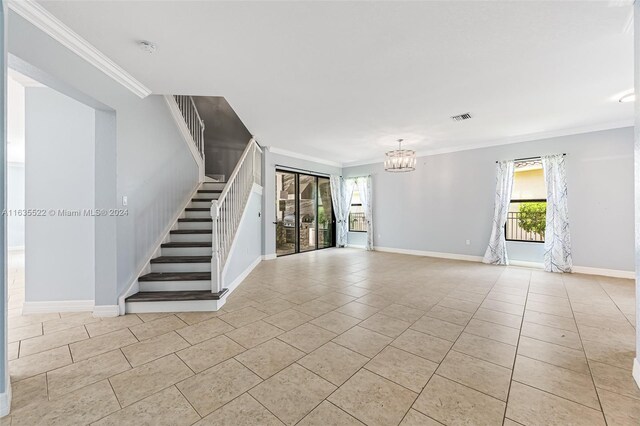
[496,153,566,164]
[345,175,371,179]
[275,165,331,177]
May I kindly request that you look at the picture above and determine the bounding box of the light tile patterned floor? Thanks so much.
[2,248,639,425]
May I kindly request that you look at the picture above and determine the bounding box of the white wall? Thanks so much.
[223,187,262,288]
[262,149,342,257]
[7,74,24,249]
[344,127,635,273]
[7,73,23,162]
[9,11,200,305]
[25,87,95,302]
[6,163,23,249]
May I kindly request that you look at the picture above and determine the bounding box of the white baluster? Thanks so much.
[211,200,221,293]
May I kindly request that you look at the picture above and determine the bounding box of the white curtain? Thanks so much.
[356,176,374,250]
[542,155,572,273]
[483,161,515,265]
[329,175,354,247]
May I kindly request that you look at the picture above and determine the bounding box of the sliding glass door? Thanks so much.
[275,171,297,256]
[276,170,335,256]
[299,174,317,252]
[318,177,333,249]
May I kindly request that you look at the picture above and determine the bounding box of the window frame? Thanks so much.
[348,202,366,233]
[505,198,547,243]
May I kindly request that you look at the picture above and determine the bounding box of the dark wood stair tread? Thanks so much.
[185,208,210,211]
[170,229,211,234]
[161,242,212,248]
[178,218,212,222]
[126,289,228,302]
[192,198,215,202]
[150,256,212,264]
[139,272,210,281]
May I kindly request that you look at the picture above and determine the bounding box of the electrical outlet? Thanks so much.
[122,196,128,206]
[465,240,471,245]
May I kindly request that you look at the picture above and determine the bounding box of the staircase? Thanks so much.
[125,179,230,313]
[123,95,262,314]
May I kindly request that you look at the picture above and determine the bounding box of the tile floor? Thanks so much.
[2,248,639,425]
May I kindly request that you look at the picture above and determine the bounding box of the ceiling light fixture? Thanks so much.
[619,92,635,103]
[384,139,416,173]
[138,41,157,54]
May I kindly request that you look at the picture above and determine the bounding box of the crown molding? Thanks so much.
[8,0,152,98]
[267,146,343,168]
[342,119,634,168]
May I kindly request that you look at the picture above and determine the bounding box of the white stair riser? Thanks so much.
[178,221,212,230]
[139,280,211,291]
[126,298,225,313]
[150,261,211,273]
[186,210,210,219]
[201,182,225,190]
[190,201,212,208]
[162,247,211,256]
[170,233,212,243]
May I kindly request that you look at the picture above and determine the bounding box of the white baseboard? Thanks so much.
[262,254,277,260]
[225,256,262,295]
[572,265,635,280]
[92,305,119,318]
[125,299,225,313]
[374,246,483,263]
[0,373,11,418]
[373,246,635,279]
[633,358,640,390]
[22,300,94,314]
[346,244,366,249]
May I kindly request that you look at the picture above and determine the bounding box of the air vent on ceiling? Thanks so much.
[451,112,472,121]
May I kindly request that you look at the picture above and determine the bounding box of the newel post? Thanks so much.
[210,200,221,293]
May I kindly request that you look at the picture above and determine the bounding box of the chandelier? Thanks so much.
[384,139,416,172]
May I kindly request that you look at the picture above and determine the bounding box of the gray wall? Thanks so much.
[192,96,251,180]
[25,87,95,302]
[114,96,198,298]
[9,11,200,304]
[6,163,23,248]
[1,0,7,399]
[345,127,635,272]
[224,189,262,286]
[262,149,342,257]
[633,0,639,388]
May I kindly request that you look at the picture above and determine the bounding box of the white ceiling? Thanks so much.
[39,1,634,165]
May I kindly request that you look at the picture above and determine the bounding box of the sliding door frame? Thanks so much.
[275,169,336,257]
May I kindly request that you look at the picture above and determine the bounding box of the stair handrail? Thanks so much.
[173,95,205,158]
[210,138,263,293]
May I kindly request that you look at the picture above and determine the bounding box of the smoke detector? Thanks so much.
[138,41,157,54]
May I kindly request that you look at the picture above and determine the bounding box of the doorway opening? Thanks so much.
[275,170,335,256]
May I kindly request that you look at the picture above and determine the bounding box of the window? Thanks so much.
[506,160,546,243]
[349,187,366,232]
